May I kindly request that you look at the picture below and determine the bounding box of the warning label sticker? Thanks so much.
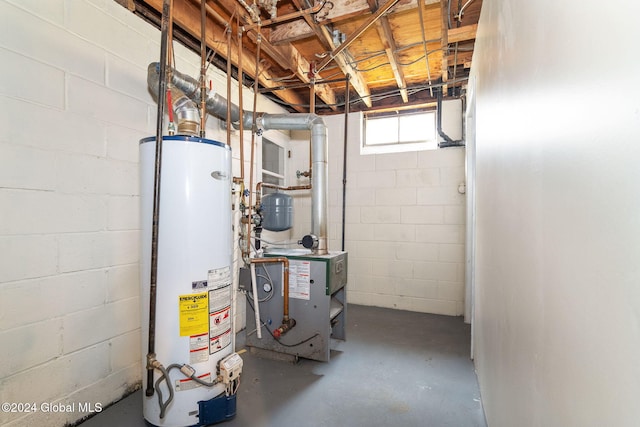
[178,293,209,337]
[175,372,212,392]
[210,329,232,354]
[189,333,209,364]
[208,267,231,290]
[209,285,232,355]
[210,307,231,338]
[209,284,231,313]
[285,260,311,300]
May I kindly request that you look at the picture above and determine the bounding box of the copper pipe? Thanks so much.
[238,15,252,259]
[226,23,233,147]
[309,81,315,171]
[255,182,312,209]
[199,0,207,137]
[237,14,245,158]
[204,2,227,26]
[257,183,312,192]
[251,257,297,340]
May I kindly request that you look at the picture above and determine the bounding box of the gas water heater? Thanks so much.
[140,135,241,427]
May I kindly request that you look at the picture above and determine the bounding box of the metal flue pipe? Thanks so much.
[147,64,329,255]
[147,63,255,129]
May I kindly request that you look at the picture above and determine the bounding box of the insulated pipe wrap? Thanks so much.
[148,63,255,129]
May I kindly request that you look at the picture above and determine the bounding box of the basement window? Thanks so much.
[362,110,437,154]
[261,138,285,194]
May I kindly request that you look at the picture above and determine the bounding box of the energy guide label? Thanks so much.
[178,292,208,337]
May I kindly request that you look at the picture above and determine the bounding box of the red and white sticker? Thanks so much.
[285,260,311,300]
[210,329,231,354]
[189,333,209,364]
[175,372,212,392]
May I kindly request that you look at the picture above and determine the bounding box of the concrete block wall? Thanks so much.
[289,109,466,316]
[0,1,288,425]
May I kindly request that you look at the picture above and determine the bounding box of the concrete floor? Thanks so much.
[80,304,486,427]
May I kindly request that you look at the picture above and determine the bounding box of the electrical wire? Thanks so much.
[456,0,477,22]
[263,75,469,109]
[246,264,275,302]
[155,363,177,419]
[252,236,300,246]
[154,363,224,419]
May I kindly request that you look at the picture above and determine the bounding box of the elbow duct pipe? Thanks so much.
[171,89,200,136]
[148,63,329,255]
[437,88,465,148]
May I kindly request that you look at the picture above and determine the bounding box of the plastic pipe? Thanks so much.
[249,263,262,339]
[231,184,242,350]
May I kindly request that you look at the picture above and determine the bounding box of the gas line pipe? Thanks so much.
[249,257,296,338]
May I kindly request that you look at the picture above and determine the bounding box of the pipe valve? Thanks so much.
[273,318,296,338]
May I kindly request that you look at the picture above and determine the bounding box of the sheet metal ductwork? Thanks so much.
[147,63,329,254]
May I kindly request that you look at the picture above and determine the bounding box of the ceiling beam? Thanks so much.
[207,0,338,110]
[202,0,338,109]
[243,29,338,109]
[448,23,477,43]
[440,0,449,93]
[367,0,408,103]
[270,0,440,45]
[447,49,473,67]
[290,0,372,107]
[316,0,400,72]
[315,26,372,107]
[145,0,307,110]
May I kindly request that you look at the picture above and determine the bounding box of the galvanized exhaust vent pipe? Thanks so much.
[148,63,329,255]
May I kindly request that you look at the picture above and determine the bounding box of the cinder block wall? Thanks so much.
[289,108,466,316]
[0,1,287,425]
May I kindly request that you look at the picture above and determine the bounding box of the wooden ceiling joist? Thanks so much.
[448,24,477,43]
[290,0,372,108]
[203,0,337,110]
[367,0,408,103]
[269,0,441,45]
[129,0,482,114]
[145,0,307,110]
[244,30,338,108]
[440,0,449,93]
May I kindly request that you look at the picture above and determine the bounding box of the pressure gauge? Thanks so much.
[263,283,272,293]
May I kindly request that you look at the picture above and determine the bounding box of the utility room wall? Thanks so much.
[288,105,466,316]
[0,1,287,425]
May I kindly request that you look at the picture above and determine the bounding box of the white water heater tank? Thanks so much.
[140,135,235,426]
